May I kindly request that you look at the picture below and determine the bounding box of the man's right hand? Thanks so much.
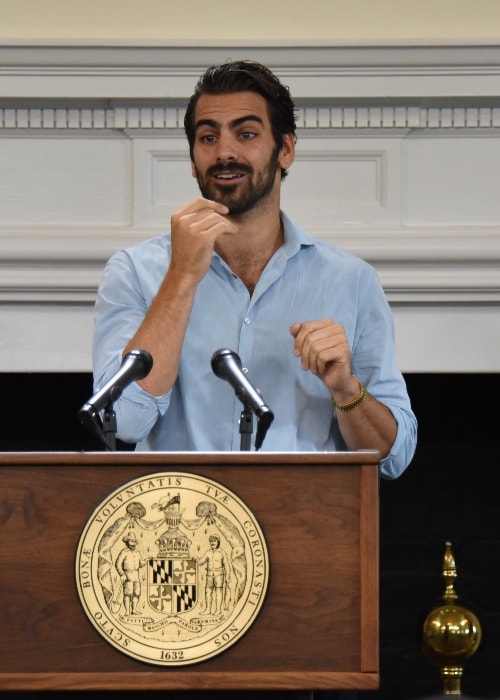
[169,197,237,284]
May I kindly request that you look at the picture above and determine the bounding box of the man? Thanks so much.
[115,532,146,616]
[198,535,232,616]
[92,60,417,479]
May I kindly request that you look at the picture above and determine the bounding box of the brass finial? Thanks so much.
[421,541,482,696]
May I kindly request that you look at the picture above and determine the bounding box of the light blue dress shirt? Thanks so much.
[93,212,417,479]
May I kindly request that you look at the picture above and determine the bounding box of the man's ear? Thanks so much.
[279,133,296,171]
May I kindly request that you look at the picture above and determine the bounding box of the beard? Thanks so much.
[194,147,281,215]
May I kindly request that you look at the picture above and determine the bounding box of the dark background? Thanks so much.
[1,372,498,699]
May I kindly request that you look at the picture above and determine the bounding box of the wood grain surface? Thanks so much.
[0,451,379,692]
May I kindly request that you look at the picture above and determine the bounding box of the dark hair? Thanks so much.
[184,60,297,170]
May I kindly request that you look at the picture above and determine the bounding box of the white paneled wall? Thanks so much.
[1,43,499,372]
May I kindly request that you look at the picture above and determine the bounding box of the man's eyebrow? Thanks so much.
[195,114,265,131]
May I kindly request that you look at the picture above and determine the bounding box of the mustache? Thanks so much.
[207,162,253,177]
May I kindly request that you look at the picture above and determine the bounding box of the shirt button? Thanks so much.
[242,367,249,374]
[244,317,251,325]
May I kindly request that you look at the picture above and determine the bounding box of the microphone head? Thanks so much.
[211,348,241,377]
[126,348,154,379]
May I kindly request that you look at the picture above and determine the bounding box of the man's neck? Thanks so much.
[215,210,284,294]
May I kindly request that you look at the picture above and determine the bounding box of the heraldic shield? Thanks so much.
[148,557,197,615]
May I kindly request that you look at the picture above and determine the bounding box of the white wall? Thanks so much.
[2,0,500,41]
[1,43,499,372]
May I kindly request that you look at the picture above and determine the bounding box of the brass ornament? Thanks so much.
[76,471,269,665]
[421,540,482,696]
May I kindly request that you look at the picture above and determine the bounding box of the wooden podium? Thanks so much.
[0,450,380,694]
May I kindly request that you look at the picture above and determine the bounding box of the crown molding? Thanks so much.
[1,42,500,100]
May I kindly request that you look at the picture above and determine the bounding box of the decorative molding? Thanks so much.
[2,43,500,130]
[3,105,500,130]
[1,224,499,304]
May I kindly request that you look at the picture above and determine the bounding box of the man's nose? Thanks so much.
[215,132,237,161]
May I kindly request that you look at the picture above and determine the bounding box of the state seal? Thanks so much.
[75,471,269,665]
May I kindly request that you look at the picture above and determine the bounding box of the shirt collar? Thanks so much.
[280,210,317,258]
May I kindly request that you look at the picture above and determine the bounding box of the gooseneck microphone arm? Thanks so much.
[78,348,153,451]
[211,348,274,451]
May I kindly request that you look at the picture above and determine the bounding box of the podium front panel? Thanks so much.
[0,451,379,692]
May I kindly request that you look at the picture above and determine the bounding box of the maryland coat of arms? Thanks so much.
[76,471,269,665]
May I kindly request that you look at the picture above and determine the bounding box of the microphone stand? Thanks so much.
[79,401,117,451]
[102,403,117,451]
[239,402,253,451]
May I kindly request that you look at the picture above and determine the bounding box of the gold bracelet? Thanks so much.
[332,378,367,412]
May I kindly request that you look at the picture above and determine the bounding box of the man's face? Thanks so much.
[191,91,290,215]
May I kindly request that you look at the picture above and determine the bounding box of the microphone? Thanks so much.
[79,349,153,425]
[211,348,274,449]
